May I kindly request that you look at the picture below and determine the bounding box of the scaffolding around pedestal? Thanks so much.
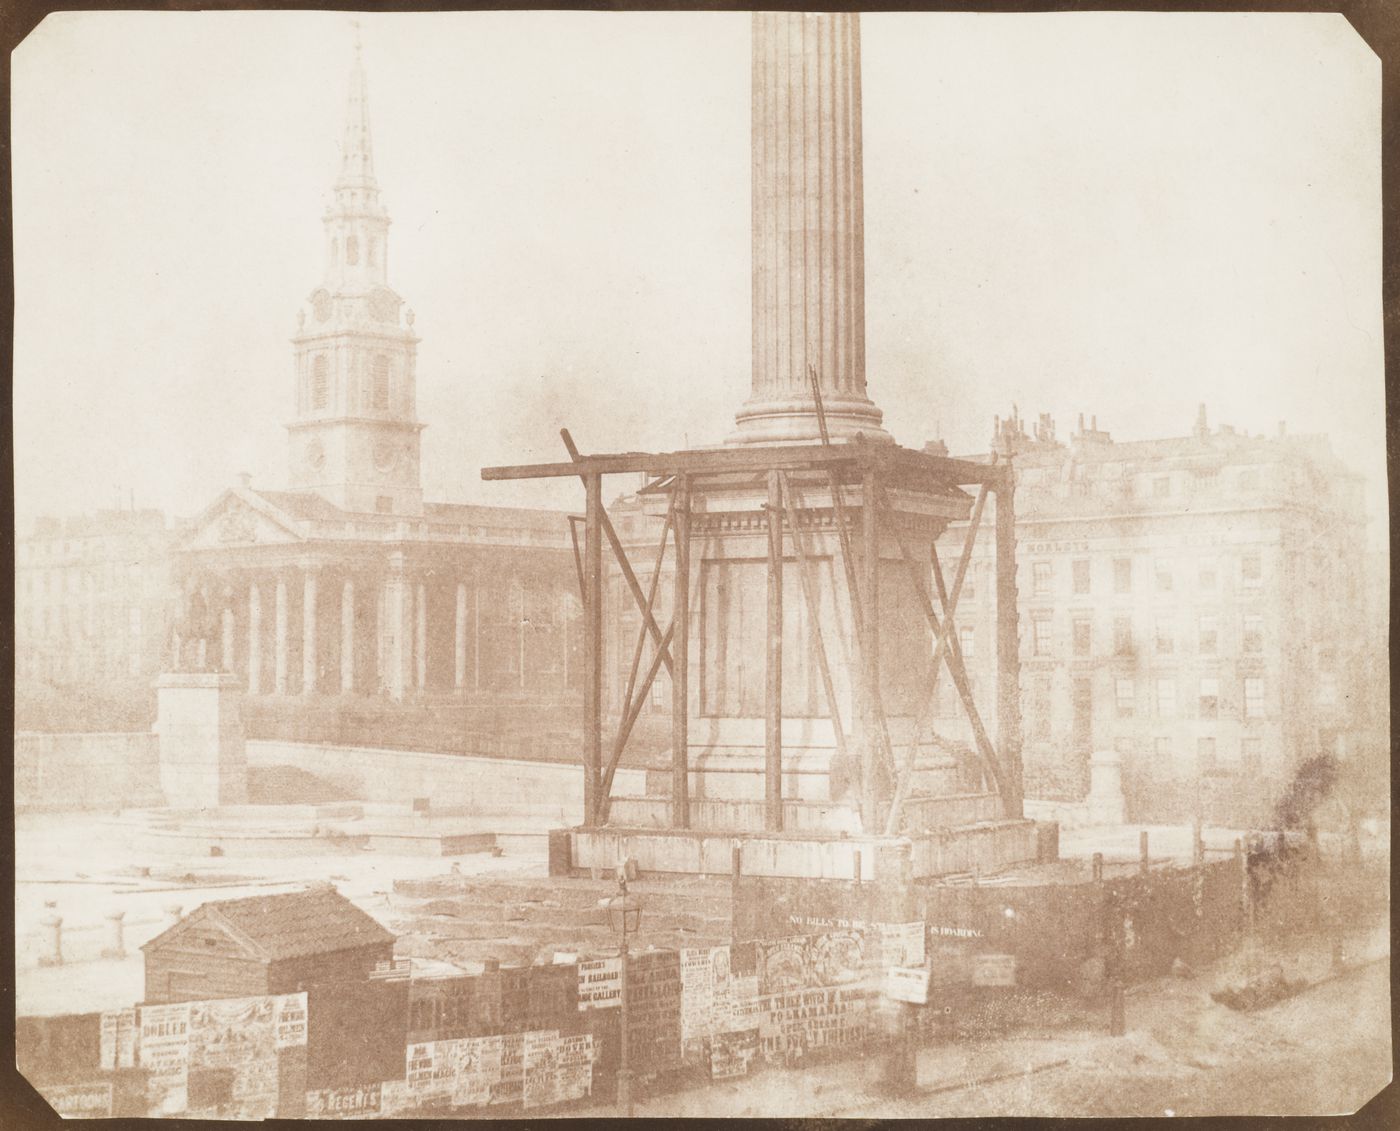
[484,430,1049,880]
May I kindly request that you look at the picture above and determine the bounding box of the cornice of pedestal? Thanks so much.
[729,395,893,447]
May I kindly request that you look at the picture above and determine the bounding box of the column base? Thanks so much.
[729,394,894,445]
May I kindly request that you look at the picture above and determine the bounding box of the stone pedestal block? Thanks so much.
[153,672,248,808]
[1086,749,1127,826]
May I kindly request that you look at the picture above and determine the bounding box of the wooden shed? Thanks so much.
[141,885,396,1004]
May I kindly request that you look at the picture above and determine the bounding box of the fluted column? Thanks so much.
[733,11,890,446]
[454,582,468,691]
[302,567,319,695]
[274,576,289,695]
[247,582,262,694]
[340,578,355,694]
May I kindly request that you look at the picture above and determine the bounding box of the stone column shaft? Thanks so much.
[302,569,319,695]
[341,578,355,694]
[415,582,428,691]
[274,577,289,695]
[734,11,888,445]
[247,583,262,694]
[454,582,468,690]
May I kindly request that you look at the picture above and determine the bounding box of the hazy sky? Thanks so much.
[12,10,1384,536]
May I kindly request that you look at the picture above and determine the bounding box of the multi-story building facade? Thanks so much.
[15,508,176,729]
[938,406,1376,825]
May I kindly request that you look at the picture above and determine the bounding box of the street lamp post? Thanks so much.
[605,871,644,1117]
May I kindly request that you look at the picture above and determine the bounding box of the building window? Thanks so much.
[1244,676,1265,718]
[1072,559,1090,595]
[1198,677,1219,719]
[373,354,391,410]
[958,625,975,658]
[375,495,393,514]
[1031,615,1053,657]
[1198,557,1218,589]
[346,234,359,265]
[1198,614,1217,655]
[1032,561,1052,597]
[312,355,329,410]
[1153,476,1170,498]
[1115,677,1134,718]
[1197,736,1217,771]
[1241,552,1262,587]
[1242,737,1262,775]
[1114,558,1132,594]
[1155,558,1173,592]
[1242,614,1262,653]
[1113,617,1133,656]
[367,237,377,266]
[1155,618,1173,655]
[1155,677,1176,718]
[1072,617,1092,657]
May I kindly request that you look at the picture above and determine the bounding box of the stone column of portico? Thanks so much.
[382,555,410,702]
[274,575,289,695]
[415,581,428,692]
[454,581,468,691]
[732,11,892,446]
[247,582,262,694]
[302,566,319,695]
[340,577,355,694]
[220,585,235,673]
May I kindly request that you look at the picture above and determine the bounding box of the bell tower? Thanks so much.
[287,33,424,516]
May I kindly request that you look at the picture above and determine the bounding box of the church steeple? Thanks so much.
[288,30,424,517]
[321,29,391,293]
[338,32,377,192]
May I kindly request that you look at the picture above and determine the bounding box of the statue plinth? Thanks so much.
[153,672,248,809]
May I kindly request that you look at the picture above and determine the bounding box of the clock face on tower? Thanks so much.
[304,440,326,471]
[368,288,397,323]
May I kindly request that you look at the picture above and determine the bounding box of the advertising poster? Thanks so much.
[522,1029,561,1109]
[99,1007,138,1071]
[758,936,811,995]
[139,1001,192,1115]
[880,922,927,970]
[490,1032,525,1105]
[556,1033,594,1103]
[576,957,622,1010]
[729,974,762,1031]
[454,1034,503,1108]
[376,1079,414,1117]
[679,948,717,1041]
[305,1082,382,1119]
[274,993,309,1049]
[806,930,868,986]
[405,1039,465,1105]
[187,994,292,1119]
[625,950,682,1074]
[43,1081,114,1117]
[758,986,872,1063]
[709,1028,759,1079]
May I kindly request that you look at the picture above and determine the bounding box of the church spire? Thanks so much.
[337,24,377,195]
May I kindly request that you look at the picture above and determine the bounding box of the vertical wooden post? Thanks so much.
[1139,830,1150,875]
[861,466,881,827]
[994,465,1023,818]
[765,470,784,832]
[583,472,604,827]
[672,476,691,829]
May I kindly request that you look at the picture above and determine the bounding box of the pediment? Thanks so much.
[182,491,304,551]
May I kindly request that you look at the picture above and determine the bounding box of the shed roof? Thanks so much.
[142,885,395,963]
